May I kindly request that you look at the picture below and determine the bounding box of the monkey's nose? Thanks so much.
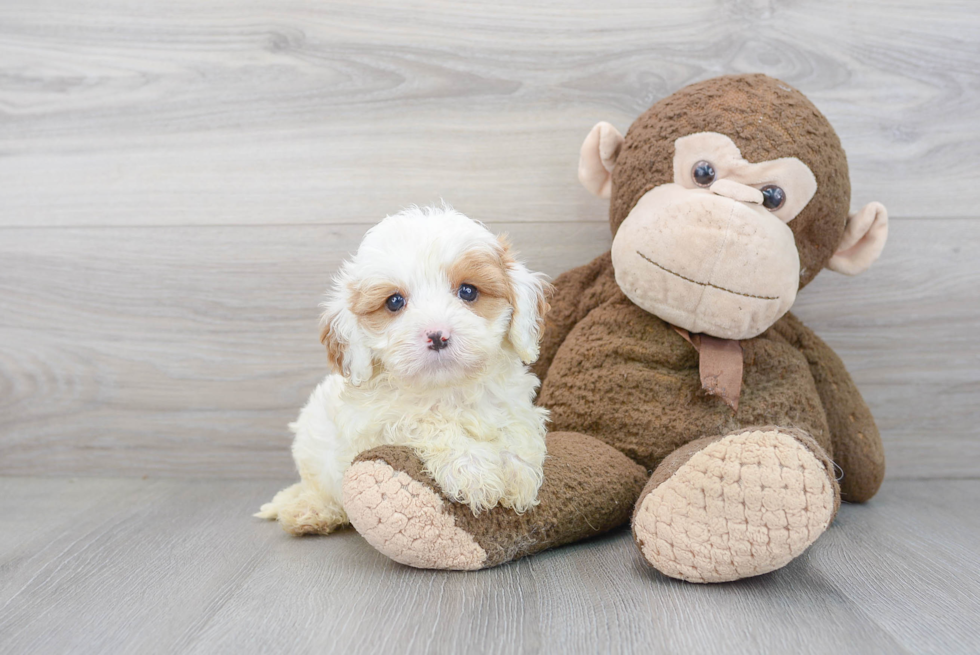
[709,179,764,205]
[426,331,450,351]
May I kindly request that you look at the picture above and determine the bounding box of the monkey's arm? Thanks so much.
[531,251,618,384]
[775,313,885,502]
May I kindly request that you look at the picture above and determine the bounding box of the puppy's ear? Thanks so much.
[500,237,551,364]
[319,293,374,386]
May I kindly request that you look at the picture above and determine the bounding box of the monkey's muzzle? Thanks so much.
[610,185,800,340]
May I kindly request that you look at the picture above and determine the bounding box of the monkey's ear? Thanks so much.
[578,122,624,199]
[827,202,889,276]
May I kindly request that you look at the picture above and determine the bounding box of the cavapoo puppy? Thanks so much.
[257,206,551,535]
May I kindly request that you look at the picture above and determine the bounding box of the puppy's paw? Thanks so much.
[261,483,348,536]
[498,452,544,513]
[429,447,507,515]
[279,496,347,536]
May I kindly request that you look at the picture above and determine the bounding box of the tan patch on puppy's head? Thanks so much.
[319,280,402,375]
[349,280,403,333]
[448,243,514,323]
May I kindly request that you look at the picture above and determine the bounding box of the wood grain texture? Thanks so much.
[1,0,978,227]
[2,218,977,479]
[0,221,612,478]
[0,477,976,654]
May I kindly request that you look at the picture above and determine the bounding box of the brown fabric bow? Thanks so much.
[672,326,743,412]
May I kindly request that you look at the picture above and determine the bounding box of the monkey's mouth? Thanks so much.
[636,251,779,301]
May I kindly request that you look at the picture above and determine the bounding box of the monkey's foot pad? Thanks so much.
[343,460,487,570]
[633,429,837,583]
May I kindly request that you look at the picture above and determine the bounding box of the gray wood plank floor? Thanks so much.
[1,477,976,655]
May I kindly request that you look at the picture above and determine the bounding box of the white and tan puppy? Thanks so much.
[257,206,551,535]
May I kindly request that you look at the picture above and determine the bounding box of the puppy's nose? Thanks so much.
[426,331,450,351]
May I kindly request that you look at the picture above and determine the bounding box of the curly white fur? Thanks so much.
[256,206,550,535]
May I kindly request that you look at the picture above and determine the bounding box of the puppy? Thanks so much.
[256,206,551,536]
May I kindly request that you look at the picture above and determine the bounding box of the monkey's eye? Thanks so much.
[457,284,478,302]
[385,293,406,312]
[761,185,786,211]
[692,161,716,187]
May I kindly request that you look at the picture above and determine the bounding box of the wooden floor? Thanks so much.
[0,477,977,654]
[2,1,979,653]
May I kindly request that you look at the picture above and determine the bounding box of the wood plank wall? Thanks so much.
[1,0,978,479]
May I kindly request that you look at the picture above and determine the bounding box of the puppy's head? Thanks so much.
[320,206,550,387]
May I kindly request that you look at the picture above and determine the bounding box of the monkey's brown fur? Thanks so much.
[534,251,883,503]
[345,74,886,580]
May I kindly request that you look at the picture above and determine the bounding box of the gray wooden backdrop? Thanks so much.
[2,0,979,481]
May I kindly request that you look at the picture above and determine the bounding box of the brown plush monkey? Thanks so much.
[341,74,888,583]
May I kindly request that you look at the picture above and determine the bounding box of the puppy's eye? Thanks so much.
[692,161,716,187]
[385,293,406,312]
[761,185,786,211]
[457,284,478,302]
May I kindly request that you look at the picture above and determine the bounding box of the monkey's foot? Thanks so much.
[342,432,647,570]
[632,427,839,583]
[343,456,487,570]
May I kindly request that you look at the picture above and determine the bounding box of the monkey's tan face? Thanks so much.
[611,132,818,340]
